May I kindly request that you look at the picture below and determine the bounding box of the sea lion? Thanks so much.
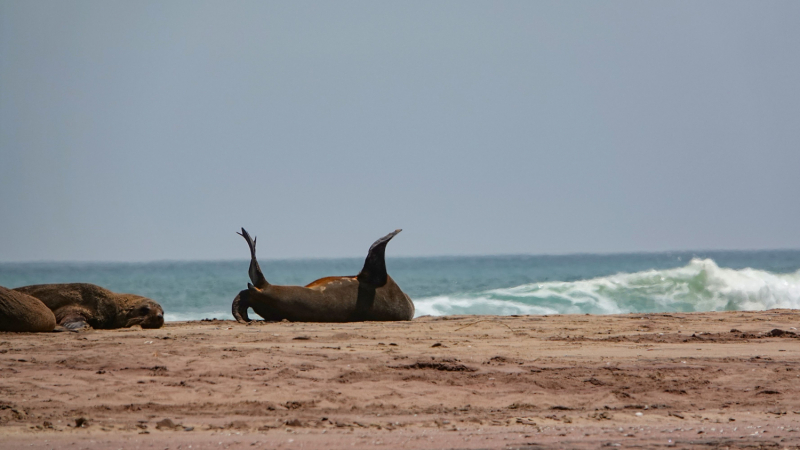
[14,283,164,330]
[0,285,57,332]
[232,228,414,323]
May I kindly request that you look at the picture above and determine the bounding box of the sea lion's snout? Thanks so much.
[142,310,165,329]
[140,305,165,329]
[125,298,165,329]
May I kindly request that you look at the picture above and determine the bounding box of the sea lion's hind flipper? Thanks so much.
[237,228,268,288]
[232,289,251,323]
[356,229,402,287]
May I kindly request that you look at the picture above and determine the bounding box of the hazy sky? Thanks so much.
[1,1,799,262]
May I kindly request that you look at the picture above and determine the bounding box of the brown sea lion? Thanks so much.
[14,283,164,330]
[232,228,414,323]
[0,285,57,332]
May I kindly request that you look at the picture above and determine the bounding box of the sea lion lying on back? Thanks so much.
[0,285,57,332]
[232,229,414,322]
[14,283,164,330]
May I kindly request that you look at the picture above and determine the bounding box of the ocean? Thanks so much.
[1,250,799,322]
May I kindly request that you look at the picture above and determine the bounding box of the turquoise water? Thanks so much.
[1,250,799,321]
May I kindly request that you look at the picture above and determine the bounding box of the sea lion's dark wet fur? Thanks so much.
[0,286,57,332]
[233,229,414,323]
[14,283,164,330]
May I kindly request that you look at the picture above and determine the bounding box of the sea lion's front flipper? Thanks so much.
[60,315,90,331]
[232,289,251,323]
[356,229,402,287]
[237,228,268,289]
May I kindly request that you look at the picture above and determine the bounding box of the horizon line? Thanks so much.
[1,247,799,265]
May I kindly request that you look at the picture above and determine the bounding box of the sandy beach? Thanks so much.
[2,310,800,449]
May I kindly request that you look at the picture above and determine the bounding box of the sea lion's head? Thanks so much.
[121,296,165,329]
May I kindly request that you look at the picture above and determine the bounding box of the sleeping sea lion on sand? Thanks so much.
[14,283,164,330]
[0,285,57,332]
[232,228,414,322]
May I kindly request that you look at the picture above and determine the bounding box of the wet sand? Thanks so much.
[2,310,800,449]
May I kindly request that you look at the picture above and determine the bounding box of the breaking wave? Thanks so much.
[413,258,800,317]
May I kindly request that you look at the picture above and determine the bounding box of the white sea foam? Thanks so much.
[414,258,800,317]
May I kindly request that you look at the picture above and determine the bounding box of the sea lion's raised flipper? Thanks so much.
[357,229,402,287]
[237,228,268,289]
[232,289,251,323]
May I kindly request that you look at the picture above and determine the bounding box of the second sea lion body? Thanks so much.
[14,283,164,330]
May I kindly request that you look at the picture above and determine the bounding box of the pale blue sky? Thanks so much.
[1,1,799,261]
